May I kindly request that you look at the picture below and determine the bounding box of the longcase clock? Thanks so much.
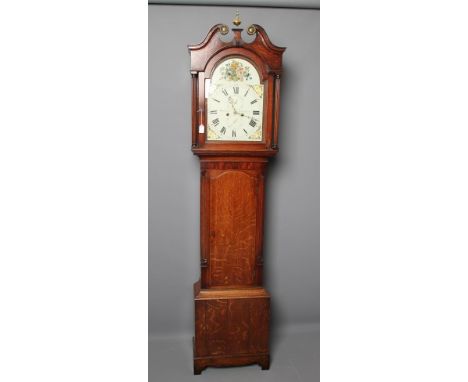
[188,17,285,375]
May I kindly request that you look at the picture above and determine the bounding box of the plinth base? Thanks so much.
[193,281,270,375]
[193,341,269,374]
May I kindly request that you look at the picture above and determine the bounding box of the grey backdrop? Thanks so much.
[148,0,320,8]
[149,4,319,339]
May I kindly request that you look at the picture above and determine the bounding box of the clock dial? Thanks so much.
[206,58,264,142]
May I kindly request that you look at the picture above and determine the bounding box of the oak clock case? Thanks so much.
[189,22,285,375]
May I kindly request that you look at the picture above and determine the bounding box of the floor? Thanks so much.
[149,323,319,382]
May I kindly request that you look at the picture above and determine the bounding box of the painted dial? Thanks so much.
[206,58,264,141]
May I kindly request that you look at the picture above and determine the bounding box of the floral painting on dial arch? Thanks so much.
[220,59,253,81]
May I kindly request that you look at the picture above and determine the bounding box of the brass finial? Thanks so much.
[233,10,241,26]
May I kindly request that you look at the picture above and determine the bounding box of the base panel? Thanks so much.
[193,281,270,375]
